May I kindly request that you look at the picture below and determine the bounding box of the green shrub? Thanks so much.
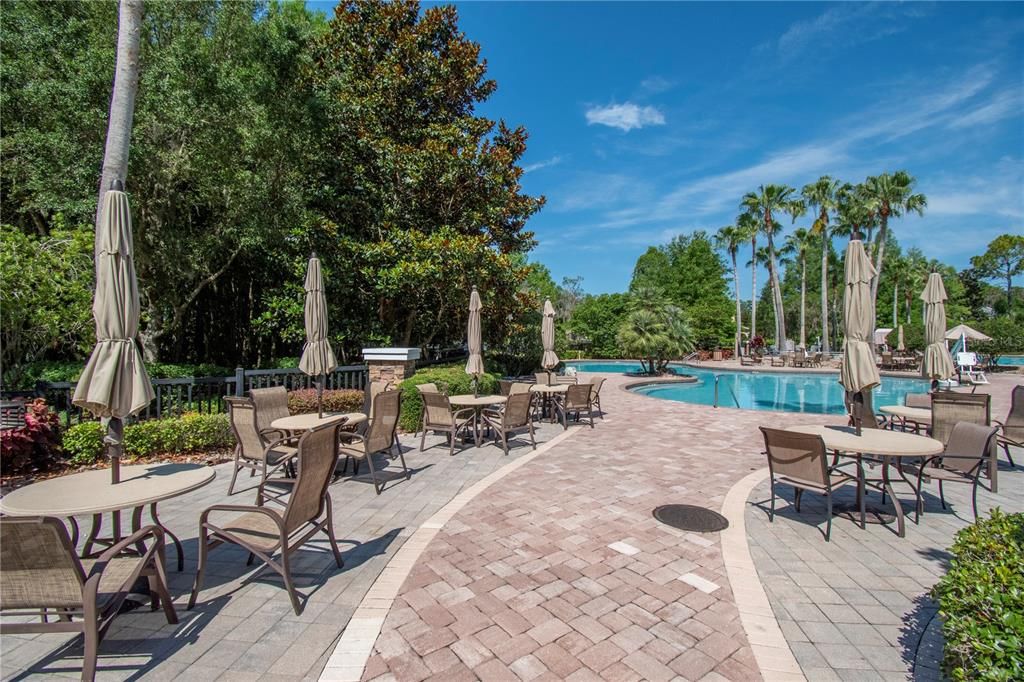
[287,389,364,415]
[13,361,234,388]
[62,421,106,465]
[933,509,1024,681]
[397,364,500,432]
[60,413,234,464]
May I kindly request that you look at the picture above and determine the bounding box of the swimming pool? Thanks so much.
[996,355,1024,366]
[566,361,929,415]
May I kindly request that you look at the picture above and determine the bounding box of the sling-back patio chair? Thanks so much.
[534,372,552,386]
[362,380,393,426]
[1,518,177,681]
[901,422,999,522]
[412,383,440,436]
[508,382,533,396]
[931,392,995,490]
[225,396,300,496]
[994,384,1022,468]
[419,391,476,456]
[759,427,864,542]
[557,383,595,429]
[188,421,344,616]
[250,386,291,440]
[338,389,407,495]
[587,376,606,418]
[905,393,932,409]
[481,392,536,455]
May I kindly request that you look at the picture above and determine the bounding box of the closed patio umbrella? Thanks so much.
[298,253,337,417]
[465,286,484,395]
[921,273,955,383]
[541,299,559,382]
[73,189,154,484]
[897,325,905,352]
[840,237,880,432]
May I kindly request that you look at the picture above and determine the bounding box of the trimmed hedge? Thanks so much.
[397,365,500,432]
[933,509,1024,681]
[287,388,363,415]
[62,413,234,465]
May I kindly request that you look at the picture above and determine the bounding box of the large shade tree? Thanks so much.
[970,234,1024,310]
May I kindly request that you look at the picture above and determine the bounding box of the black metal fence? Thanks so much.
[14,365,368,428]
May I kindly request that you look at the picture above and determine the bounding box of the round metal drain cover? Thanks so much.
[652,505,729,533]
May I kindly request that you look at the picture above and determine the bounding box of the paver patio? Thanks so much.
[2,368,1020,681]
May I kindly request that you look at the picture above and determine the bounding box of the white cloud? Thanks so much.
[522,155,563,173]
[925,159,1024,220]
[947,90,1024,130]
[639,76,675,95]
[772,2,926,60]
[585,103,666,132]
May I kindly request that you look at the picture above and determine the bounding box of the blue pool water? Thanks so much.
[997,355,1024,366]
[566,361,929,415]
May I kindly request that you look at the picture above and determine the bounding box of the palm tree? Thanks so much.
[801,175,841,354]
[747,244,773,344]
[737,212,760,343]
[835,183,876,242]
[781,227,814,349]
[715,224,745,357]
[860,171,927,301]
[742,185,805,348]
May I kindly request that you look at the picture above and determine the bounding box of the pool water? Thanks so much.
[996,355,1024,366]
[566,361,928,415]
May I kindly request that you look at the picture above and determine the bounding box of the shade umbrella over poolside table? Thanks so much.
[541,299,559,384]
[465,286,484,395]
[840,236,881,433]
[921,273,955,385]
[299,253,337,417]
[73,188,154,484]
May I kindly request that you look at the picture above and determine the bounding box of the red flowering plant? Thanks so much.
[0,399,62,475]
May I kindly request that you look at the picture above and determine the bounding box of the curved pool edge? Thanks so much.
[619,375,698,394]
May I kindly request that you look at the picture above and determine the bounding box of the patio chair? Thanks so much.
[880,352,893,370]
[739,355,755,367]
[508,381,533,396]
[481,392,536,455]
[759,427,864,542]
[412,383,439,436]
[846,391,886,431]
[554,374,577,384]
[498,379,515,396]
[250,386,290,439]
[905,393,932,409]
[811,352,823,368]
[903,422,999,522]
[338,389,406,495]
[225,396,300,496]
[1,518,177,681]
[994,384,1021,468]
[931,391,995,491]
[588,376,606,418]
[770,354,786,367]
[534,372,552,386]
[188,421,344,615]
[419,391,476,456]
[556,383,594,429]
[362,380,393,425]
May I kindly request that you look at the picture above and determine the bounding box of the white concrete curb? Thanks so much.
[720,468,807,682]
[319,426,584,681]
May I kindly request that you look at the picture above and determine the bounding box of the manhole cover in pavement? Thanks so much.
[652,504,729,533]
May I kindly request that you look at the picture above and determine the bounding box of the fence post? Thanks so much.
[234,367,245,397]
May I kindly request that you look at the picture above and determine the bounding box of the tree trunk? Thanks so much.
[870,211,889,303]
[1008,270,1014,310]
[767,232,786,347]
[750,237,757,342]
[820,230,830,353]
[799,256,806,349]
[893,282,898,328]
[95,0,144,236]
[732,250,742,357]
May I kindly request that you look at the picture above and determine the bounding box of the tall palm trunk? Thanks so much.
[799,255,806,349]
[820,229,830,353]
[750,236,757,342]
[870,210,889,302]
[893,282,898,328]
[95,0,144,236]
[766,229,786,347]
[731,249,742,357]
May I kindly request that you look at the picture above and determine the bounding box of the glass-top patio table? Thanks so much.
[879,405,932,433]
[786,424,944,538]
[0,463,215,570]
[271,411,367,433]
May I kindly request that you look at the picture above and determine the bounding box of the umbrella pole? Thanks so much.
[106,417,123,484]
[317,376,324,418]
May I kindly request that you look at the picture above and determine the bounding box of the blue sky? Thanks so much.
[316,2,1024,297]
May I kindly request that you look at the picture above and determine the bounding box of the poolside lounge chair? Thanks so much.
[250,386,290,439]
[481,392,536,455]
[810,352,823,368]
[739,354,755,366]
[556,383,594,428]
[419,391,476,455]
[994,384,1021,468]
[931,392,996,491]
[588,376,606,418]
[1,518,177,682]
[759,427,864,542]
[189,421,344,615]
[770,354,786,367]
[225,396,300,496]
[956,352,989,385]
[338,389,405,494]
[903,422,998,522]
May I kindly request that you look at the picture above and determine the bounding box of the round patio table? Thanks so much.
[786,424,943,537]
[449,395,506,446]
[0,463,215,570]
[270,412,366,433]
[879,405,931,433]
[531,384,568,425]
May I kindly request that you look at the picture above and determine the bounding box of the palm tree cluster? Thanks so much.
[616,287,694,374]
[715,171,927,355]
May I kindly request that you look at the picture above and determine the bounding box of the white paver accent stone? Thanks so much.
[607,541,640,556]
[678,572,721,594]
[684,532,715,547]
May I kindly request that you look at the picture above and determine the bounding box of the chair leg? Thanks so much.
[151,539,178,624]
[188,525,210,610]
[448,428,456,457]
[825,494,833,542]
[501,432,509,455]
[938,480,946,509]
[399,449,411,480]
[82,600,99,682]
[794,487,803,513]
[769,479,776,522]
[228,455,241,495]
[324,496,344,568]
[365,455,382,495]
[1003,442,1016,467]
[420,421,428,451]
[528,422,536,450]
[280,549,303,616]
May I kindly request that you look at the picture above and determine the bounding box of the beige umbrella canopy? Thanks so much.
[73,189,154,483]
[541,299,559,374]
[839,238,881,397]
[465,286,484,389]
[944,324,992,344]
[921,273,955,382]
[298,254,337,417]
[897,325,905,352]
